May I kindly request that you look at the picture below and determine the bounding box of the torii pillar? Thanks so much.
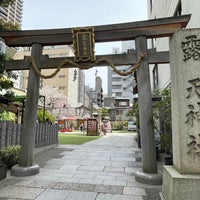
[11,43,42,176]
[135,36,162,184]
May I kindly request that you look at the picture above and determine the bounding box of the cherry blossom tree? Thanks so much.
[39,86,75,119]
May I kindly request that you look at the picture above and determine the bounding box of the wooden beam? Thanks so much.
[0,15,190,47]
[5,51,169,70]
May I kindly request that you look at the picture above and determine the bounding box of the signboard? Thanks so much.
[87,118,98,136]
[72,27,96,62]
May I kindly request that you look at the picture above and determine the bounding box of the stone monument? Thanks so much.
[162,29,200,200]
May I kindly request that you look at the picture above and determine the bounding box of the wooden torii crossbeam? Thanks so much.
[0,15,190,182]
[5,49,170,70]
[1,15,189,46]
[2,15,189,70]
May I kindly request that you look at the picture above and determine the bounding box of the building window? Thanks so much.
[112,85,121,89]
[119,102,127,106]
[151,38,156,49]
[112,77,121,82]
[116,110,123,116]
[58,86,66,90]
[153,64,158,89]
[58,75,66,78]
[115,92,122,97]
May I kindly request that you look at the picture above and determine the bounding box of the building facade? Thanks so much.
[107,43,135,121]
[148,0,200,91]
[0,0,23,26]
[107,45,135,100]
[0,0,24,89]
[13,46,80,109]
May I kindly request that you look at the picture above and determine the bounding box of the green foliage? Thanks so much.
[0,19,20,31]
[37,109,55,123]
[0,111,16,121]
[0,0,15,7]
[160,133,172,154]
[126,101,139,127]
[0,54,18,103]
[127,86,172,153]
[101,107,110,120]
[0,145,21,169]
[0,76,13,91]
[11,95,26,102]
[112,121,127,130]
[0,0,20,31]
[153,86,172,154]
[0,53,7,74]
[0,54,15,92]
[0,0,20,102]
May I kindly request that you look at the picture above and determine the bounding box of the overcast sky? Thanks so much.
[22,1,148,93]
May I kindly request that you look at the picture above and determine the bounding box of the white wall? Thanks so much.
[148,0,200,90]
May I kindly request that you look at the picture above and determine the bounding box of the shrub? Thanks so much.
[0,145,21,169]
[37,109,55,123]
[0,111,16,122]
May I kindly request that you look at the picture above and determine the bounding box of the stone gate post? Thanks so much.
[162,29,200,200]
[135,36,162,185]
[11,43,42,176]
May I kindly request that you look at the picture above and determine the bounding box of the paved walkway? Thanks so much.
[0,133,162,200]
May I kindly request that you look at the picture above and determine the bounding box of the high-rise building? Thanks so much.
[107,44,136,121]
[107,44,135,100]
[0,0,23,26]
[0,0,24,90]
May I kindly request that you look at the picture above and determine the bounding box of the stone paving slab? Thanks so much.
[65,191,97,200]
[0,185,44,199]
[96,193,144,200]
[0,133,162,200]
[35,189,70,200]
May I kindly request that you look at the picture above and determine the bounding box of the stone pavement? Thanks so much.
[0,133,162,200]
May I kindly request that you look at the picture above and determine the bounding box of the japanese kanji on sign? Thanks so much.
[72,27,96,62]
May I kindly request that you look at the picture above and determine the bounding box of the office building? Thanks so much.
[0,0,23,26]
[13,46,80,111]
[107,43,136,121]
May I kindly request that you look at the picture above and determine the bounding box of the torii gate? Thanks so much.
[0,15,190,184]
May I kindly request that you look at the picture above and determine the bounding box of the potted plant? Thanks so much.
[160,132,173,165]
[0,163,7,180]
[153,86,173,165]
[0,145,21,169]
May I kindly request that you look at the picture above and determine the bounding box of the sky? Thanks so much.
[22,0,148,93]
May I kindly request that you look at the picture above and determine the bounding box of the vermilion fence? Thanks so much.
[0,121,58,148]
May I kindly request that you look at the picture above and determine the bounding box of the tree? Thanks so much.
[101,107,109,120]
[0,110,16,121]
[0,1,20,31]
[0,0,15,7]
[0,0,20,104]
[37,109,55,123]
[39,86,75,119]
[153,86,172,154]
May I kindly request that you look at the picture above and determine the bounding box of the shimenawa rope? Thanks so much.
[29,52,145,79]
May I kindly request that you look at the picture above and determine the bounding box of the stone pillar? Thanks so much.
[135,36,162,185]
[162,29,200,200]
[11,43,42,176]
